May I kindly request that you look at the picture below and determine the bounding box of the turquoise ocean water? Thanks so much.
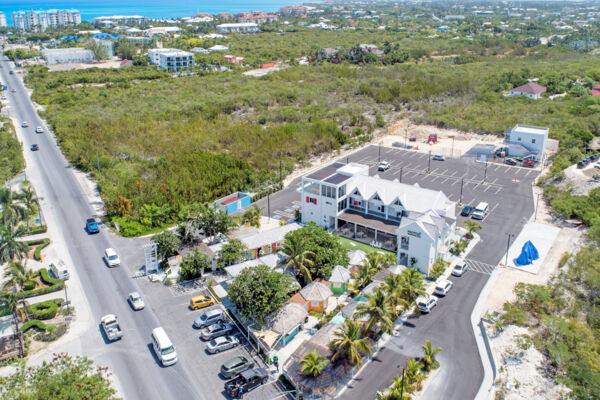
[1,0,305,26]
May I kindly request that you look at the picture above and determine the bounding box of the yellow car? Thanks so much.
[189,295,215,310]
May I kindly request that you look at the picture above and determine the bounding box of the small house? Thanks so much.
[299,281,333,312]
[213,191,251,215]
[509,82,546,99]
[329,265,351,294]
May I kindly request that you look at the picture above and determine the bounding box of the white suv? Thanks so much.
[104,248,120,267]
[417,296,438,313]
[434,279,453,296]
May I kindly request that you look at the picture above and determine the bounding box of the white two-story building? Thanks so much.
[301,162,457,273]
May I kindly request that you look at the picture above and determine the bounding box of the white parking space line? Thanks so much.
[489,203,499,215]
[493,165,501,171]
[430,168,439,174]
[416,153,427,159]
[429,176,440,182]
[471,174,478,180]
[440,169,448,175]
[449,170,458,177]
[440,177,450,184]
[483,185,492,192]
[494,187,502,194]
[489,178,498,185]
[525,170,532,176]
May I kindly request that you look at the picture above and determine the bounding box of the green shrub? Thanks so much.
[27,225,48,235]
[20,269,64,299]
[30,238,50,261]
[20,319,53,333]
[23,280,36,291]
[36,322,67,342]
[27,300,59,320]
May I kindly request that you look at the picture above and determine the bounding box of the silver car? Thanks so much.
[201,323,233,341]
[127,292,145,310]
[206,335,239,354]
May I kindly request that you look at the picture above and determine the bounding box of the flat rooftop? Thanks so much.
[307,162,345,181]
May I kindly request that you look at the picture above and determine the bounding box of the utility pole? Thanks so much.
[279,159,282,186]
[451,136,455,158]
[505,233,514,267]
[459,178,464,204]
[378,143,381,163]
[346,156,349,164]
[483,161,488,182]
[534,192,541,221]
[267,193,271,221]
[427,150,431,173]
[399,368,405,400]
[399,167,403,183]
[404,125,409,148]
[64,283,69,316]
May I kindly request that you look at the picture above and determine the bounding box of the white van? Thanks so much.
[151,327,177,366]
[50,260,69,280]
[472,202,489,220]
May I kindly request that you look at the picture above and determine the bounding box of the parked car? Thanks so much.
[207,335,240,354]
[101,314,122,342]
[127,292,145,310]
[434,279,453,296]
[189,295,215,310]
[460,205,473,217]
[577,160,586,169]
[9,70,14,75]
[504,158,517,166]
[452,263,467,277]
[417,296,438,313]
[104,248,120,267]
[221,356,255,379]
[49,260,69,280]
[523,159,535,168]
[432,154,445,161]
[591,154,600,161]
[30,144,39,151]
[224,368,268,399]
[201,322,233,341]
[377,161,390,171]
[86,218,99,234]
[21,121,28,127]
[193,309,225,329]
[595,162,600,169]
[35,126,43,133]
[151,327,177,366]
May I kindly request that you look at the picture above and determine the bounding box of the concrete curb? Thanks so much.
[472,268,501,400]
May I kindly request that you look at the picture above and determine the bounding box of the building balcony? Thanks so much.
[348,204,365,213]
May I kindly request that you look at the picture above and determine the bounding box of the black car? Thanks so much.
[30,144,39,151]
[577,161,586,169]
[461,205,473,216]
[591,154,600,161]
[504,158,517,166]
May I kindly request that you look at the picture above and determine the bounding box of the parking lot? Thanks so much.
[258,144,538,272]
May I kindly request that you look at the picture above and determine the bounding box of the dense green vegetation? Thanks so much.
[500,247,600,400]
[0,116,24,184]
[3,48,41,61]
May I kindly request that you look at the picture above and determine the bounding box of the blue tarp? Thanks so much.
[514,240,539,266]
[92,33,119,40]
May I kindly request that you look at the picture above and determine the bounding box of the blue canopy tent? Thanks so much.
[514,240,539,266]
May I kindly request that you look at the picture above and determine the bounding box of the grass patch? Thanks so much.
[336,236,395,256]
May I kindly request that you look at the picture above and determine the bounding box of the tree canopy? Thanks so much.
[227,264,295,326]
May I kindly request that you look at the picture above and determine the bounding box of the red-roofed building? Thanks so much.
[509,82,547,99]
[280,5,308,17]
[592,84,600,96]
[237,11,278,24]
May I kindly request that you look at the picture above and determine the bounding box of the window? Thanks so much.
[321,185,335,199]
[517,137,522,141]
[400,236,409,250]
[338,198,347,212]
[532,138,536,144]
[372,193,381,201]
[338,184,346,198]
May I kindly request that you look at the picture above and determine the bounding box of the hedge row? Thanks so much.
[20,268,64,299]
[20,319,54,333]
[27,299,61,320]
[25,238,51,261]
[27,225,47,235]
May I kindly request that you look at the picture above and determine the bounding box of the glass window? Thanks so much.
[338,184,346,197]
[532,138,536,144]
[400,236,409,250]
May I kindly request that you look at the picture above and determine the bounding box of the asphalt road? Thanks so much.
[0,58,205,400]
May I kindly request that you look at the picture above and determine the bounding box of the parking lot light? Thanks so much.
[483,161,488,182]
[459,178,464,205]
[427,150,431,173]
[504,233,514,267]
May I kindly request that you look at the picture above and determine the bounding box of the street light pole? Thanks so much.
[505,233,514,267]
[459,178,464,204]
[451,136,455,158]
[64,283,69,315]
[534,192,541,221]
[378,143,381,163]
[399,167,403,183]
[279,159,282,185]
[427,150,431,173]
[483,161,488,182]
[399,368,405,400]
[267,193,271,222]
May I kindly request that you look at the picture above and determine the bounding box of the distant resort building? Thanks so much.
[93,15,147,27]
[216,23,260,34]
[147,48,194,71]
[42,48,94,65]
[12,9,81,31]
[0,12,7,28]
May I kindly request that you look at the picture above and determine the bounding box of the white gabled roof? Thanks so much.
[348,249,367,266]
[351,175,451,215]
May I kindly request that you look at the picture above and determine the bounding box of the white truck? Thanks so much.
[101,314,123,342]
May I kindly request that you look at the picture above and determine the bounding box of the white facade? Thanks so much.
[148,48,194,71]
[507,124,549,160]
[12,9,80,31]
[0,12,7,28]
[93,15,147,26]
[216,23,260,34]
[143,27,181,36]
[301,162,456,273]
[42,48,94,65]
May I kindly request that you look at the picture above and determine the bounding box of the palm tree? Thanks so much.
[329,320,373,367]
[462,220,482,239]
[0,188,27,226]
[363,252,384,274]
[382,274,410,317]
[3,262,34,319]
[19,184,38,233]
[300,350,329,377]
[355,288,394,336]
[420,340,442,371]
[350,264,373,292]
[241,206,264,229]
[278,235,315,282]
[0,222,29,263]
[405,358,425,390]
[0,291,20,330]
[380,252,397,268]
[398,268,426,306]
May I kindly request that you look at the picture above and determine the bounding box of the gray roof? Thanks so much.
[329,265,351,283]
[271,303,308,335]
[300,281,333,302]
[240,223,302,250]
[348,249,367,266]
